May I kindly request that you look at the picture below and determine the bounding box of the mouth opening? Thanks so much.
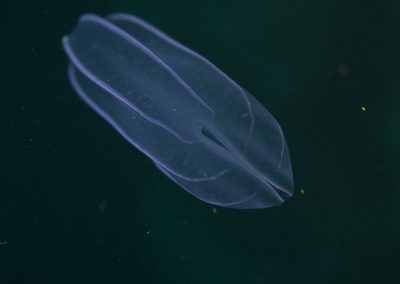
[200,127,228,150]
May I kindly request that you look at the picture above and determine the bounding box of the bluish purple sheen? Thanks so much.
[62,13,294,209]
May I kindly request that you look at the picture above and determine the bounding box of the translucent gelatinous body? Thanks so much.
[62,13,294,209]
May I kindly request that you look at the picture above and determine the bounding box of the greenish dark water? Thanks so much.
[2,0,400,283]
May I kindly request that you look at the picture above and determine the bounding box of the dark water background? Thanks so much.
[2,0,400,283]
